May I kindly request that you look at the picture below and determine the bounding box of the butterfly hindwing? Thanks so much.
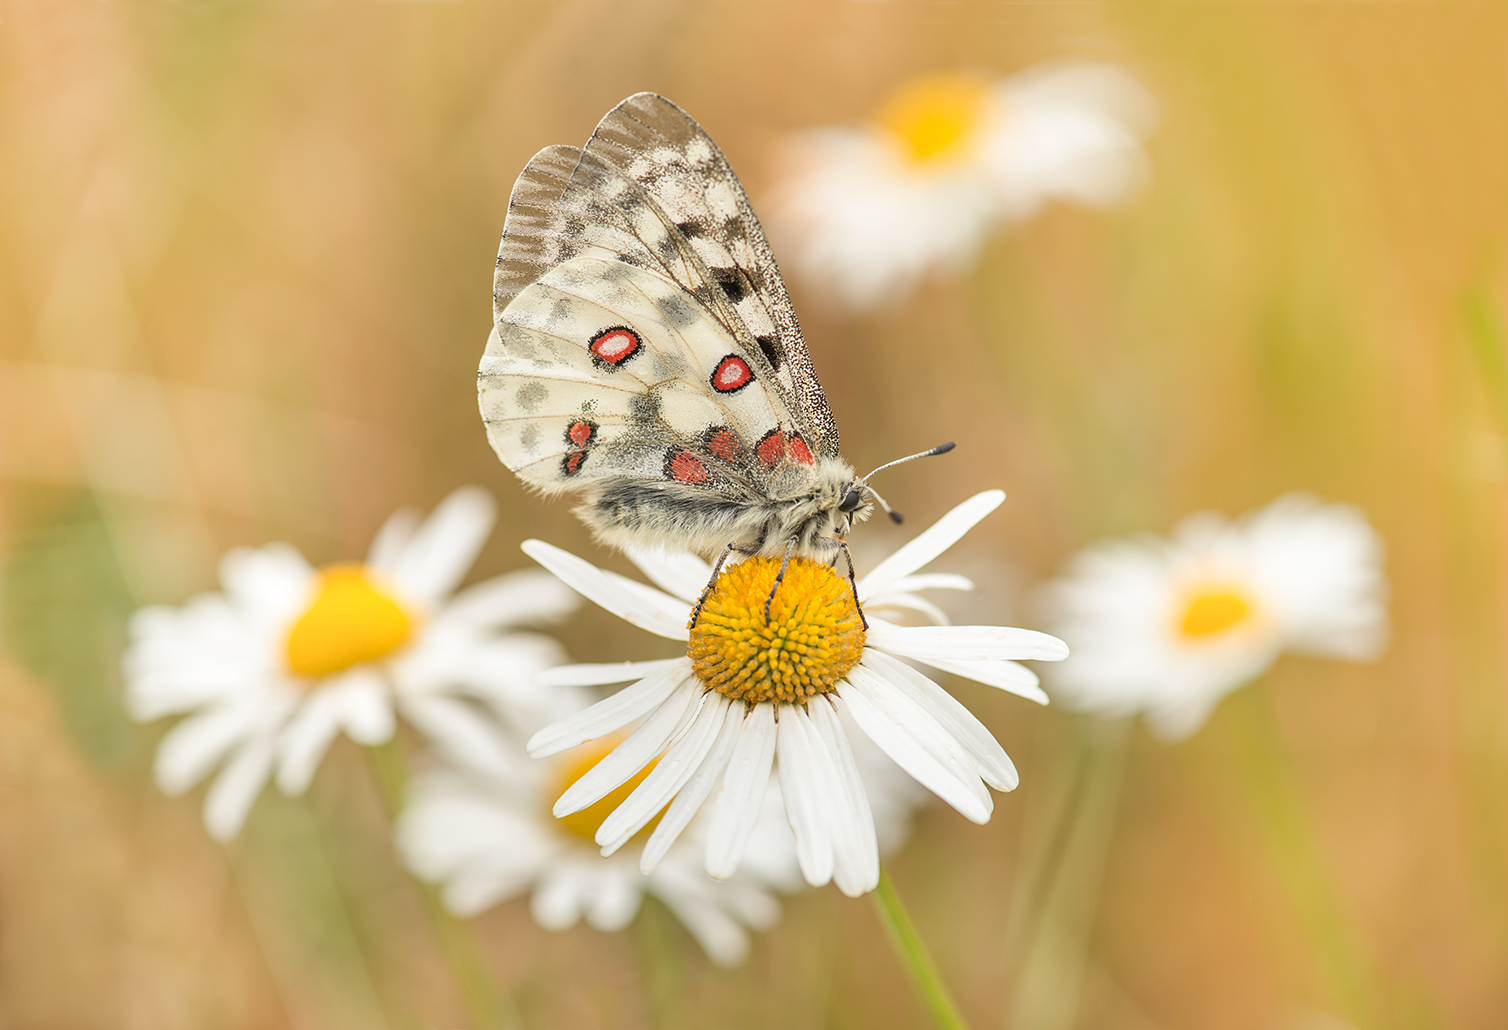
[480,257,816,497]
[584,92,841,458]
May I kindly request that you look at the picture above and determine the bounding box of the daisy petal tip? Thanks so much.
[520,538,555,562]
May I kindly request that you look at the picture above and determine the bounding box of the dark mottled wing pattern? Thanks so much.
[582,93,840,458]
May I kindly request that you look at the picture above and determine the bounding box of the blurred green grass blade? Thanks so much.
[1004,717,1129,1030]
[1463,285,1508,447]
[1,488,139,769]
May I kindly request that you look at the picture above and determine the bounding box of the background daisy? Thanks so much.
[1042,493,1388,739]
[765,62,1153,310]
[123,487,577,839]
[397,730,799,967]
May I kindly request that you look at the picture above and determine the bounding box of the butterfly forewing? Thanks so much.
[583,93,841,457]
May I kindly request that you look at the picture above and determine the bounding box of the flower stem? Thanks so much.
[365,739,520,1030]
[1002,716,1129,1030]
[1225,686,1389,1029]
[872,863,972,1030]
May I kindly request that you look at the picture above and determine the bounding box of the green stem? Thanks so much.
[632,897,686,1030]
[1463,283,1508,448]
[1226,686,1386,1029]
[1003,717,1130,1030]
[366,739,519,1030]
[872,863,972,1030]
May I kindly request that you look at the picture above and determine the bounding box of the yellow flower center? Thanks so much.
[284,564,413,679]
[688,556,866,705]
[874,72,993,164]
[1178,587,1253,638]
[553,737,662,844]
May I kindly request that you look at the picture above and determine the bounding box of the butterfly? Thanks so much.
[478,93,950,618]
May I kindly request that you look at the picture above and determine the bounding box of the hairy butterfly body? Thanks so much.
[480,93,918,571]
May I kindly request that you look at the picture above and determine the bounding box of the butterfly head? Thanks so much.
[835,480,876,534]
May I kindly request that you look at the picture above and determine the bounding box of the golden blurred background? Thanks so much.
[3,0,1508,1027]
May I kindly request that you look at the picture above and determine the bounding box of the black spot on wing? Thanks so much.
[674,220,702,238]
[714,268,748,303]
[756,335,782,372]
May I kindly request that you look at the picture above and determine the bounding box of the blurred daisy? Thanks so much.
[766,63,1154,310]
[1043,493,1387,740]
[123,487,577,840]
[398,737,796,967]
[521,490,1066,898]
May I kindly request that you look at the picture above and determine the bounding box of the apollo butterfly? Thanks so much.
[478,93,951,613]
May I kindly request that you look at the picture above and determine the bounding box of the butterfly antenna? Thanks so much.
[866,485,905,524]
[860,442,956,525]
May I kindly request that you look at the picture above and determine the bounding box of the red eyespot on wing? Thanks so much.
[562,450,588,476]
[590,327,641,367]
[705,426,742,463]
[710,355,754,394]
[788,434,815,466]
[755,429,787,468]
[665,449,710,485]
[566,420,598,448]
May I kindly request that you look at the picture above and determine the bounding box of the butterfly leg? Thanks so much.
[690,542,757,629]
[763,537,800,625]
[829,537,868,630]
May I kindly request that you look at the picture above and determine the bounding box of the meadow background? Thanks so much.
[2,0,1507,1027]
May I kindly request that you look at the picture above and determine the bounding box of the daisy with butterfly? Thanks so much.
[479,92,1067,1028]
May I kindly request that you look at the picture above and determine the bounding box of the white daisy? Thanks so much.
[765,63,1153,310]
[520,490,1067,898]
[123,487,578,840]
[1043,493,1388,740]
[396,732,802,967]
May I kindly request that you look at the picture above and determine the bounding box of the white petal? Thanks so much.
[865,592,951,625]
[597,696,731,856]
[837,670,992,823]
[858,490,1005,600]
[203,730,278,841]
[888,573,974,593]
[274,691,345,794]
[705,703,778,880]
[154,701,264,795]
[584,870,644,931]
[638,700,742,871]
[523,540,690,640]
[534,658,684,689]
[332,671,395,745]
[531,867,586,930]
[867,619,1069,662]
[862,651,1018,791]
[528,660,693,758]
[389,487,496,606]
[398,694,512,777]
[1146,695,1222,741]
[551,680,701,816]
[366,507,421,574]
[911,654,1049,704]
[441,568,579,628]
[624,546,714,605]
[808,697,879,897]
[775,707,834,887]
[656,892,751,967]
